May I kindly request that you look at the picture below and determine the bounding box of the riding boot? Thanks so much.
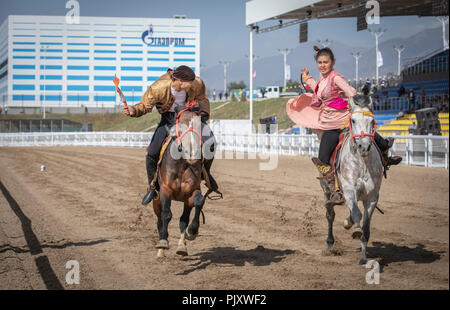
[202,157,219,191]
[142,155,158,205]
[383,138,402,166]
[311,157,345,206]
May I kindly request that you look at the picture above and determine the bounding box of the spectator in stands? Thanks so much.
[395,110,404,120]
[421,90,426,107]
[408,89,415,113]
[362,83,370,96]
[431,97,437,109]
[398,84,406,97]
[442,93,449,112]
[409,121,417,130]
[4,106,8,115]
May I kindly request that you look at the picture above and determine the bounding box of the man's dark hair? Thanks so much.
[168,65,195,82]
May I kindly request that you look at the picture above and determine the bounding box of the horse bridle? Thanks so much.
[175,101,203,146]
[348,110,377,143]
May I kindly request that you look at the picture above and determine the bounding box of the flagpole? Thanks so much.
[369,28,386,87]
[278,48,292,90]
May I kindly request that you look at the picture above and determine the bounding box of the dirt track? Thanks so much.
[0,146,448,290]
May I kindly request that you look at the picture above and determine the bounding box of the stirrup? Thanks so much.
[141,186,157,205]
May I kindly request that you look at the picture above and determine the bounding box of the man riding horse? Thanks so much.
[123,65,219,204]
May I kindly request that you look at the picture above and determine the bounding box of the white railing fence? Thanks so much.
[0,132,448,169]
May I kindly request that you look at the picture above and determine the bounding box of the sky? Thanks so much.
[0,0,446,69]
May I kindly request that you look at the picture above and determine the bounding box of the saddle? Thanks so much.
[330,128,387,180]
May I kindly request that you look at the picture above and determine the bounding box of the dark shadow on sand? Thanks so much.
[177,245,295,276]
[367,241,445,272]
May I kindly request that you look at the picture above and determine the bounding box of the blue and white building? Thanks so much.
[0,15,200,113]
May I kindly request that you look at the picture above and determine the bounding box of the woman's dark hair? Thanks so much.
[313,45,335,62]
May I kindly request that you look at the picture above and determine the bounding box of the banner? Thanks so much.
[377,51,383,67]
[285,65,291,80]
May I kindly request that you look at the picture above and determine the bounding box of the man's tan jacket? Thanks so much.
[132,72,210,119]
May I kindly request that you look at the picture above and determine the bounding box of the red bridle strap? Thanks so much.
[175,101,202,145]
[348,110,377,143]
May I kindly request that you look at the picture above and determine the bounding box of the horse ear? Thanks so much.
[368,96,373,111]
[348,96,356,111]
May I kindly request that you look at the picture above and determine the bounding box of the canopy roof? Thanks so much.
[246,0,443,26]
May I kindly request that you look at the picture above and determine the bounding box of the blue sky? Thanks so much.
[0,0,446,69]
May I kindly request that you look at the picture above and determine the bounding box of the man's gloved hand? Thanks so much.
[200,112,209,123]
[155,103,164,113]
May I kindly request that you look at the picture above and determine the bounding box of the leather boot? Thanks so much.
[312,157,345,206]
[142,156,158,205]
[384,138,402,166]
[202,157,219,191]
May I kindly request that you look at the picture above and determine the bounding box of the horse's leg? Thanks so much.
[152,198,165,258]
[343,190,363,239]
[176,203,192,256]
[343,213,354,230]
[186,190,204,241]
[360,194,378,265]
[155,194,172,254]
[325,205,335,249]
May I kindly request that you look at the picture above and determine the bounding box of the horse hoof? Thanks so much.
[185,230,197,241]
[176,245,188,256]
[352,228,363,240]
[157,249,165,258]
[359,258,367,265]
[156,239,169,249]
[344,218,354,230]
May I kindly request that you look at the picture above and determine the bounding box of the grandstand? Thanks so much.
[373,46,449,136]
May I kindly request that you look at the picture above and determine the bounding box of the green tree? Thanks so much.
[228,80,247,90]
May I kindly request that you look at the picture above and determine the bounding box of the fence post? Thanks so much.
[445,139,448,170]
[428,135,433,168]
[424,137,428,167]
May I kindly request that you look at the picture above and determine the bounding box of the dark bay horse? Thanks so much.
[152,103,208,258]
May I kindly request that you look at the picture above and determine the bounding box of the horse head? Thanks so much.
[348,94,376,157]
[173,108,202,165]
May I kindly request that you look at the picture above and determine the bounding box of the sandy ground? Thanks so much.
[0,146,448,290]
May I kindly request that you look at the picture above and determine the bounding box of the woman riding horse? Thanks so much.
[289,46,402,206]
[122,66,219,204]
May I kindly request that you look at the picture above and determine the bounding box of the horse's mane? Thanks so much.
[351,94,372,110]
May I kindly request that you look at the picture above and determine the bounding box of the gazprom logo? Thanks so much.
[141,24,185,46]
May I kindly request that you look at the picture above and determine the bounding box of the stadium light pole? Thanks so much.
[393,45,405,76]
[317,39,332,48]
[368,28,386,87]
[278,48,292,90]
[249,25,254,126]
[218,60,231,94]
[436,16,449,49]
[351,52,362,90]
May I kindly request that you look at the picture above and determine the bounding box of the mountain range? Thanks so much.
[201,25,448,92]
